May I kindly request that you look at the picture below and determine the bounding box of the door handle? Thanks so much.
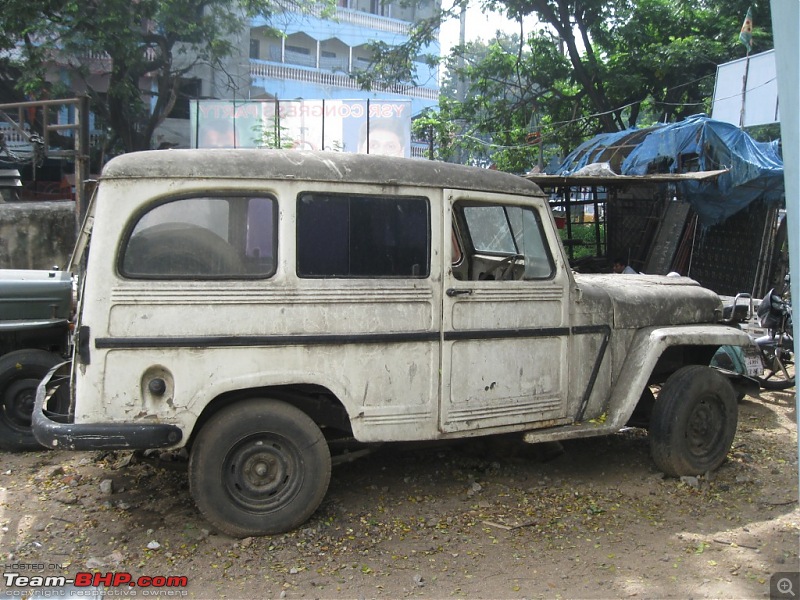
[446,288,473,297]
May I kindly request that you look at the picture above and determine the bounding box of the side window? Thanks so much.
[454,202,554,281]
[463,206,517,254]
[297,193,429,278]
[121,196,276,278]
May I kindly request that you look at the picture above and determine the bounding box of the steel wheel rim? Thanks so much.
[685,395,725,458]
[223,434,304,513]
[2,378,39,431]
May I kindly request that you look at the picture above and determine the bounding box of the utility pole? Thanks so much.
[457,1,467,102]
[456,1,467,164]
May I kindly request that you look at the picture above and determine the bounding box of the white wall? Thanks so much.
[770,0,799,490]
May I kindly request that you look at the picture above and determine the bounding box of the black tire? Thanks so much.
[649,365,738,476]
[759,372,795,391]
[757,347,794,390]
[189,398,332,537]
[0,349,66,451]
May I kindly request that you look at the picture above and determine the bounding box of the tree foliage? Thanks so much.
[397,0,774,172]
[0,0,314,153]
[439,32,574,171]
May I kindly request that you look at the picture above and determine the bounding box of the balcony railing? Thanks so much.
[296,3,411,34]
[250,60,439,101]
[0,122,106,155]
[267,46,350,72]
[331,7,411,34]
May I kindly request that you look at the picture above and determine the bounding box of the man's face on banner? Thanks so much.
[366,127,403,157]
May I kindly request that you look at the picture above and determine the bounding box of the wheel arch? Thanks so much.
[0,323,71,358]
[649,344,722,384]
[605,325,751,431]
[186,383,353,450]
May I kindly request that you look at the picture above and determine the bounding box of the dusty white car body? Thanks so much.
[34,149,752,536]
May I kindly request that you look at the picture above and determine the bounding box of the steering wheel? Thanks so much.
[491,254,524,280]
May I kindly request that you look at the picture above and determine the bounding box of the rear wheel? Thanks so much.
[189,398,331,537]
[649,365,738,476]
[757,346,795,390]
[0,349,67,451]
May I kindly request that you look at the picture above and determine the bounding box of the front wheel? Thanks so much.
[649,365,738,476]
[0,349,67,451]
[189,398,332,537]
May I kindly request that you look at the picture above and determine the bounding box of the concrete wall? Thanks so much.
[0,201,77,270]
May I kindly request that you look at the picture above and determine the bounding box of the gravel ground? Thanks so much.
[1,388,797,599]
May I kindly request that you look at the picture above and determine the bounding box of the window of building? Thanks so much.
[285,45,311,55]
[297,193,429,278]
[167,78,201,120]
[250,38,261,60]
[121,196,277,279]
[370,0,388,16]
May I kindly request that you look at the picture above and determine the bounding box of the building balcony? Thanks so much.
[304,5,412,35]
[250,59,439,101]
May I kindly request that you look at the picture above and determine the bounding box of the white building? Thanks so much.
[158,1,441,151]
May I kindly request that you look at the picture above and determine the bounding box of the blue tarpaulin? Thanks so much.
[548,115,784,226]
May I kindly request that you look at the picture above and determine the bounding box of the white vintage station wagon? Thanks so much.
[35,149,752,536]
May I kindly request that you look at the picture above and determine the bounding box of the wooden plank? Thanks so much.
[645,201,691,274]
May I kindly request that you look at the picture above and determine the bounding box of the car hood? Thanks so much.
[0,269,73,321]
[574,273,722,329]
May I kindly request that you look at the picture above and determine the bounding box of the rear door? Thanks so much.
[440,191,572,433]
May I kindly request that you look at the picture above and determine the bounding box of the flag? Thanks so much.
[739,7,753,52]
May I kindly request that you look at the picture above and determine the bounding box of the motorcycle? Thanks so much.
[753,286,794,390]
[713,284,794,392]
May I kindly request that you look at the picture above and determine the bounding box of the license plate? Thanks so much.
[743,346,763,377]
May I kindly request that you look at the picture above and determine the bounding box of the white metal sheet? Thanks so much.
[712,50,779,127]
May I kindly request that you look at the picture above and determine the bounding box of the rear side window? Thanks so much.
[297,193,429,278]
[121,196,276,278]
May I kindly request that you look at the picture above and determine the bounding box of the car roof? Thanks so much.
[101,149,544,197]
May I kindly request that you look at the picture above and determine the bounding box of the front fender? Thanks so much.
[604,324,752,430]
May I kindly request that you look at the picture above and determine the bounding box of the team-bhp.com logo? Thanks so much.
[3,572,188,596]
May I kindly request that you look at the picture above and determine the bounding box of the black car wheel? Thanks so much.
[0,349,66,451]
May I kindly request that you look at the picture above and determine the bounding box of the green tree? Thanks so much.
[0,0,319,153]
[590,0,771,127]
[382,0,773,170]
[412,105,460,161]
[480,0,771,132]
[444,32,575,171]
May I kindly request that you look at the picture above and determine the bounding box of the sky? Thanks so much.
[438,2,540,54]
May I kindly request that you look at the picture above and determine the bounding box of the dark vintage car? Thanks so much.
[0,268,72,450]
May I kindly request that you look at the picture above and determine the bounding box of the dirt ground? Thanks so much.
[1,388,798,600]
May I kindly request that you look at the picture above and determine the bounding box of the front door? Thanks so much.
[440,191,571,433]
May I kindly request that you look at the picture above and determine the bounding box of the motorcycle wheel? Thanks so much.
[757,348,795,390]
